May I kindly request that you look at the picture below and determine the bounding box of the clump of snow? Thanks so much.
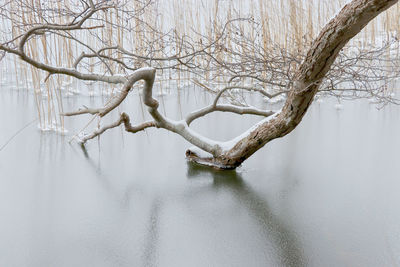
[62,80,74,87]
[219,109,281,152]
[263,94,286,104]
[157,91,168,97]
[38,124,52,132]
[64,91,75,97]
[37,123,69,135]
[73,132,88,143]
[334,103,343,110]
[187,146,213,158]
[57,128,69,135]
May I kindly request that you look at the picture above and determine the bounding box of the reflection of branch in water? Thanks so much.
[74,143,163,266]
[68,148,306,266]
[141,197,162,267]
[79,143,90,159]
[186,162,306,267]
[70,142,103,179]
[70,143,142,208]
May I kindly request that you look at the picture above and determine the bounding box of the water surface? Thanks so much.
[1,86,400,267]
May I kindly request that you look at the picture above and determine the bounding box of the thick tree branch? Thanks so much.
[205,0,399,168]
[1,0,397,170]
[185,104,276,126]
[79,112,156,143]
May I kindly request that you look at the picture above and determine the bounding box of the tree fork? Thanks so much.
[1,0,397,170]
[187,0,398,169]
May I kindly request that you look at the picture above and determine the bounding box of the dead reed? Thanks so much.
[1,0,399,131]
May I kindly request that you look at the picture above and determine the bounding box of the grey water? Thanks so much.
[1,85,400,267]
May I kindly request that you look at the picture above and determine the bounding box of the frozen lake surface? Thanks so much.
[1,86,400,267]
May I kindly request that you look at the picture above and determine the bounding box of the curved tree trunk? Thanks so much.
[187,0,398,169]
[1,0,397,170]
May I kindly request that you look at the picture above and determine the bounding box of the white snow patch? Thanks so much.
[264,94,286,104]
[328,0,353,22]
[334,103,344,110]
[219,109,281,152]
[37,123,69,135]
[157,91,168,97]
[187,146,213,158]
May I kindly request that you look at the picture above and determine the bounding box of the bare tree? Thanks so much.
[0,0,398,169]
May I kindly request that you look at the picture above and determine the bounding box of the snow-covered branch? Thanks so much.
[0,0,398,169]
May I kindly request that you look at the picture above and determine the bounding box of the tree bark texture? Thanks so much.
[187,0,398,169]
[1,0,397,170]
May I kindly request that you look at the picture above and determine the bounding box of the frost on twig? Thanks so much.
[78,112,156,143]
[27,10,283,164]
[62,66,277,168]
